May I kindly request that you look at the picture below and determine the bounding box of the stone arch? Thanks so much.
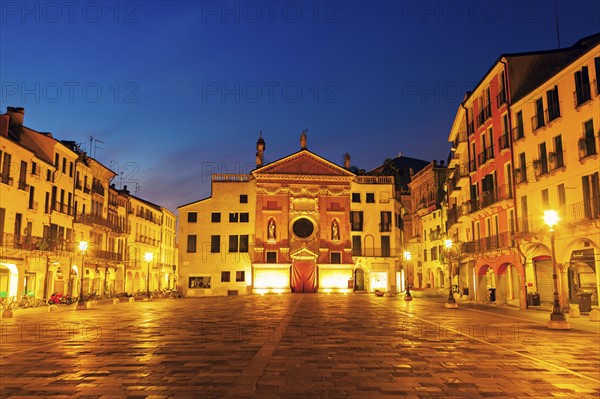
[497,262,521,306]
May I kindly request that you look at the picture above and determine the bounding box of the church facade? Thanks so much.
[178,133,407,296]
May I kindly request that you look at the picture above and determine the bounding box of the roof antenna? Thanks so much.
[554,0,561,48]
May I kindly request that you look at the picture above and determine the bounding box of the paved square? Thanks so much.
[1,294,599,398]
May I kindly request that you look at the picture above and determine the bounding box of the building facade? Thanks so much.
[178,134,408,296]
[0,107,177,301]
[511,39,600,309]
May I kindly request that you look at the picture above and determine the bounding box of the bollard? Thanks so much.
[590,309,600,322]
[569,307,581,318]
[48,304,58,312]
[112,298,119,304]
[129,297,135,302]
[2,309,13,318]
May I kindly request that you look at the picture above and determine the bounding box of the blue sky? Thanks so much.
[1,0,599,213]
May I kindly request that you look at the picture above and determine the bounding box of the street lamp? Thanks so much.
[404,251,412,301]
[544,210,570,330]
[444,239,458,308]
[145,252,153,300]
[77,241,88,310]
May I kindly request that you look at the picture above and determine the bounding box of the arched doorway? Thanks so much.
[497,263,521,306]
[477,265,496,302]
[354,268,365,291]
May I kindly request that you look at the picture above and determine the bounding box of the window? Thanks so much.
[538,142,548,175]
[546,86,560,122]
[62,158,66,173]
[350,211,363,231]
[292,218,314,238]
[31,162,38,175]
[54,153,59,167]
[211,212,221,222]
[236,271,245,282]
[557,184,566,216]
[240,235,249,253]
[221,271,230,282]
[240,212,249,223]
[582,172,600,220]
[187,235,197,253]
[229,213,238,222]
[331,252,341,264]
[514,111,524,140]
[574,66,591,107]
[380,211,391,232]
[351,193,361,203]
[595,57,600,95]
[229,235,238,253]
[189,276,211,289]
[532,98,545,131]
[69,162,73,178]
[430,247,437,261]
[210,235,220,253]
[188,212,197,223]
[541,189,549,209]
[580,119,597,159]
[423,248,427,262]
[381,236,390,257]
[240,194,248,203]
[552,135,564,169]
[366,193,375,203]
[266,251,277,263]
[352,236,362,256]
[520,196,529,232]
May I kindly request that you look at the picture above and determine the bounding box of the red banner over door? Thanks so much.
[292,261,317,293]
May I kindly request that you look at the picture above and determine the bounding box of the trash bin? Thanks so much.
[527,292,541,306]
[488,288,496,302]
[577,292,593,313]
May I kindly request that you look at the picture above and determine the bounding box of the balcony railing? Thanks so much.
[212,174,251,182]
[545,103,560,123]
[355,176,393,184]
[467,121,475,135]
[574,83,591,107]
[1,174,13,186]
[75,213,125,231]
[531,113,545,131]
[452,131,467,150]
[548,151,565,170]
[578,137,598,160]
[477,146,494,166]
[512,124,524,142]
[498,133,510,150]
[18,180,28,191]
[469,159,477,172]
[533,159,549,177]
[462,232,513,254]
[471,184,513,212]
[353,247,398,257]
[496,89,506,107]
[379,222,391,232]
[514,167,527,184]
[92,183,105,196]
[566,198,600,224]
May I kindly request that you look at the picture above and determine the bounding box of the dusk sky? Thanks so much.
[1,1,599,213]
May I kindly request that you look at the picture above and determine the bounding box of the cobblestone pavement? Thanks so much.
[1,294,599,398]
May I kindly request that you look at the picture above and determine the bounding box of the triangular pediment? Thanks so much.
[290,246,319,259]
[253,150,354,177]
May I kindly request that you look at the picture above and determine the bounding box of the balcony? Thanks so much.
[498,133,510,151]
[473,184,513,211]
[1,174,13,186]
[75,213,121,231]
[18,180,28,191]
[379,222,392,232]
[532,158,549,178]
[355,176,394,184]
[92,182,105,196]
[469,159,477,172]
[452,131,467,152]
[496,89,506,108]
[467,121,475,136]
[531,113,545,132]
[477,146,494,166]
[578,136,598,160]
[212,174,251,182]
[548,151,565,171]
[574,83,591,107]
[462,232,513,254]
[545,103,561,123]
[512,124,524,142]
[514,167,527,185]
[353,247,397,257]
[566,198,600,224]
[75,180,82,190]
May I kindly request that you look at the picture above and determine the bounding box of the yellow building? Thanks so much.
[511,39,600,309]
[178,133,407,296]
[0,107,176,302]
[407,161,450,291]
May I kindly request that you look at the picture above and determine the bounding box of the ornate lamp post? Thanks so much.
[444,239,458,308]
[145,252,153,300]
[544,210,570,330]
[403,251,412,301]
[77,241,88,310]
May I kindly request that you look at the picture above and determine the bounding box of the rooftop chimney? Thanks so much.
[6,107,24,125]
[0,115,9,137]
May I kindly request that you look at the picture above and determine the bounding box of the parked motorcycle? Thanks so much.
[48,293,75,305]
